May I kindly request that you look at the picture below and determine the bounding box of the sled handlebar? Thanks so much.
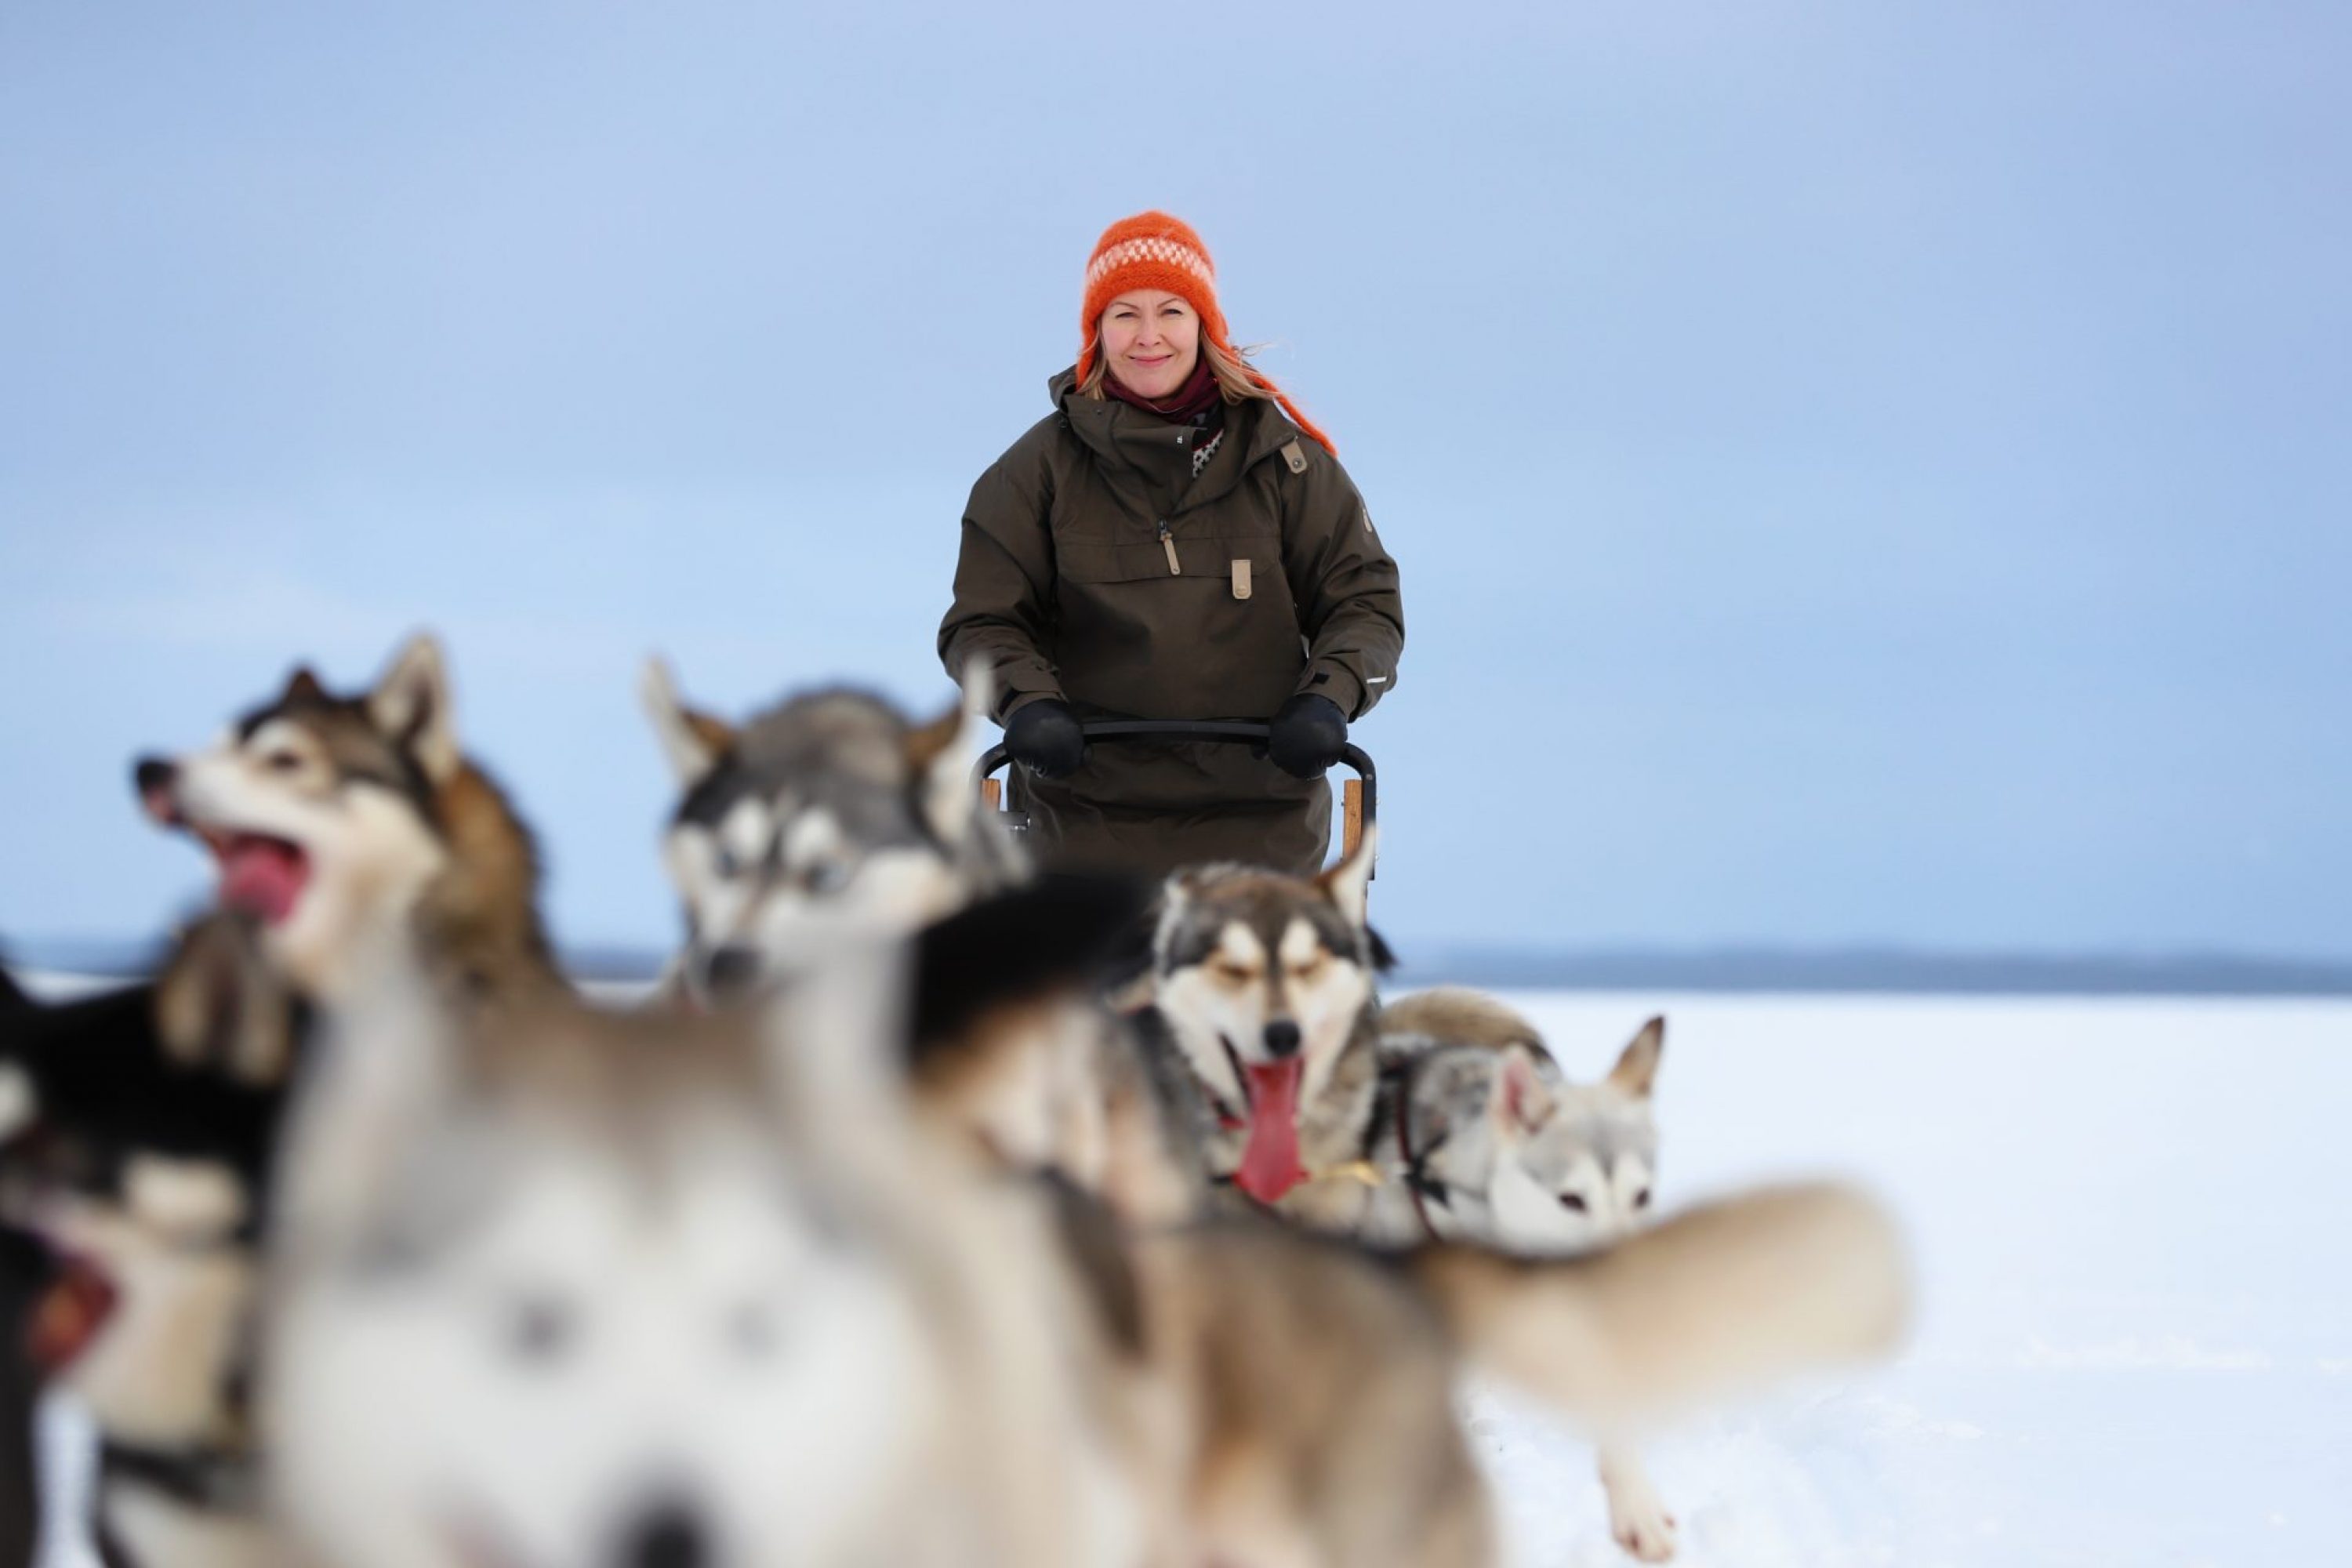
[973,720,1377,862]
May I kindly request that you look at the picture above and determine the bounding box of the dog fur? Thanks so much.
[135,633,564,1014]
[641,659,1025,1005]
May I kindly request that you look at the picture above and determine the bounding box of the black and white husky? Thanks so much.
[640,659,1025,1006]
[0,920,296,1568]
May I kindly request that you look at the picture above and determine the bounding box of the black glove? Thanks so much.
[1005,699,1088,779]
[1266,692,1348,778]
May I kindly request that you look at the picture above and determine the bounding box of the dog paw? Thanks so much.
[1608,1486,1679,1563]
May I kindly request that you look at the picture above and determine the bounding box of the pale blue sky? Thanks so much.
[2,2,2346,956]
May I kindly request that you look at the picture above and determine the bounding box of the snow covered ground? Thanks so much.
[1478,993,2352,1568]
[26,989,2352,1566]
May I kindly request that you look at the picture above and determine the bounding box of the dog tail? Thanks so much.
[1406,1181,1911,1433]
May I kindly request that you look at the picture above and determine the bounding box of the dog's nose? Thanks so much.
[699,946,761,1002]
[132,758,182,826]
[1262,1019,1301,1058]
[615,1500,708,1568]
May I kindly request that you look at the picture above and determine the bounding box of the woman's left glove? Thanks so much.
[1266,693,1349,778]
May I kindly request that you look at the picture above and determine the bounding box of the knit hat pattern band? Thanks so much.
[1077,211,1334,455]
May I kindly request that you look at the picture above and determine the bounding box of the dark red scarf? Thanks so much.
[1103,354,1225,426]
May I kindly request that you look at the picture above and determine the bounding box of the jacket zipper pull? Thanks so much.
[1157,521,1181,575]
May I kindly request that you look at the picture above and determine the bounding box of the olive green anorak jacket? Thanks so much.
[938,371,1403,874]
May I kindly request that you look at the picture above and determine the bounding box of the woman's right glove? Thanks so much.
[1005,699,1089,779]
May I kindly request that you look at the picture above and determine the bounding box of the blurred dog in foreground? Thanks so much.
[262,880,1911,1568]
[1,920,295,1568]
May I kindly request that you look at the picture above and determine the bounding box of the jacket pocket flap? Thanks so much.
[1057,540,1185,583]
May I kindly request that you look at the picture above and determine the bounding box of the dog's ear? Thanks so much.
[281,666,329,706]
[638,656,736,788]
[1147,866,1211,977]
[906,662,993,849]
[1365,926,1399,974]
[1316,825,1377,929]
[366,633,461,787]
[1493,1042,1558,1137]
[1606,1015,1665,1100]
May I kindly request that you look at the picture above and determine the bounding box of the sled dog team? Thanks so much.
[0,633,1910,1568]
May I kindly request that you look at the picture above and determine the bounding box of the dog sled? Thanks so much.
[974,717,1378,870]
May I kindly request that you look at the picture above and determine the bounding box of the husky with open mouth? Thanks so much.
[1,920,297,1568]
[1142,832,1395,1229]
[132,633,566,1013]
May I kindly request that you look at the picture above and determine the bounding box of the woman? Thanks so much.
[938,211,1403,876]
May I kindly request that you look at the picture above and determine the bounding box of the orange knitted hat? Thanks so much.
[1076,210,1335,456]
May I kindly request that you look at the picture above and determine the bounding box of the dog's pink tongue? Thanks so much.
[220,840,305,924]
[1235,1058,1308,1205]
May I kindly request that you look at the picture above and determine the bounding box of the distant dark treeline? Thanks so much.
[9,938,2350,997]
[1383,947,2352,996]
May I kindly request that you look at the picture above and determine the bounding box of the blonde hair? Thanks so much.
[1080,332,1276,406]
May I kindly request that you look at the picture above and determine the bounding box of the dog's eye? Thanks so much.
[804,858,851,895]
[1634,1188,1653,1210]
[713,847,743,880]
[502,1296,578,1367]
[1212,962,1255,985]
[1559,1192,1589,1214]
[263,750,305,774]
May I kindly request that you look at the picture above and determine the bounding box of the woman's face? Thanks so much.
[1098,289,1200,399]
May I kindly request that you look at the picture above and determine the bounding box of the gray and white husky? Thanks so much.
[1370,992,1664,1254]
[1369,993,1681,1559]
[640,659,1025,1006]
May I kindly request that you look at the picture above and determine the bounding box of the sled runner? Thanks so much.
[975,718,1378,871]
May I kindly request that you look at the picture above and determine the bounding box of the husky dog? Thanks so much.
[641,659,1025,1005]
[0,920,296,1568]
[639,663,1181,1216]
[1145,833,1397,1226]
[263,914,1149,1568]
[134,633,565,1012]
[1371,994,1664,1254]
[0,1218,112,1568]
[1372,996,1681,1559]
[264,891,1911,1568]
